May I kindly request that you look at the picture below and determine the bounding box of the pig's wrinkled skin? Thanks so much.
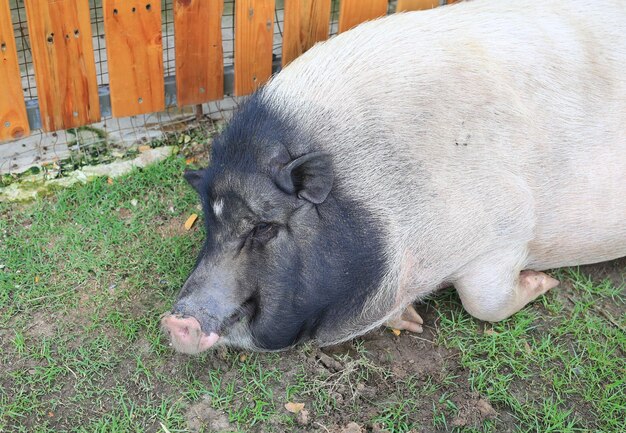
[161,0,626,353]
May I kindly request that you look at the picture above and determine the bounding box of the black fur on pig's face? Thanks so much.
[173,96,386,351]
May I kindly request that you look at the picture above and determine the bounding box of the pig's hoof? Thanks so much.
[519,270,560,297]
[386,304,423,333]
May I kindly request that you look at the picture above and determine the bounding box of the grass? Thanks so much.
[1,151,624,432]
[432,272,625,433]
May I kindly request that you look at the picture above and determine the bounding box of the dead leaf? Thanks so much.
[476,399,497,417]
[341,422,364,433]
[138,145,151,152]
[484,329,498,336]
[107,177,113,185]
[285,402,305,414]
[524,341,532,354]
[184,214,198,230]
[297,409,310,425]
[239,354,247,362]
[391,328,401,336]
[317,352,344,372]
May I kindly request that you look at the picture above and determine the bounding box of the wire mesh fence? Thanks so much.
[2,0,399,178]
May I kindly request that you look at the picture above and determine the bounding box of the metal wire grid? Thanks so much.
[10,0,36,100]
[330,0,341,35]
[89,1,177,87]
[3,0,404,177]
[162,0,176,77]
[273,1,285,59]
[10,0,183,98]
[223,0,235,66]
[90,0,107,87]
[10,0,397,106]
[272,0,345,57]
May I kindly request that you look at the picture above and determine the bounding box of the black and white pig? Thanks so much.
[161,0,626,353]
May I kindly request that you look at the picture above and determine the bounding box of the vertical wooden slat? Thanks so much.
[0,0,29,140]
[396,0,439,12]
[234,0,275,96]
[174,0,224,107]
[23,0,100,132]
[282,0,331,67]
[338,0,388,33]
[103,0,164,117]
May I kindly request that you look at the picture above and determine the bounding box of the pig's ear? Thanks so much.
[275,152,333,204]
[183,169,206,193]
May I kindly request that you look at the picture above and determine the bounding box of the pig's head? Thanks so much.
[161,97,387,353]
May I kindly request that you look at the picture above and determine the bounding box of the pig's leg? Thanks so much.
[454,251,559,322]
[385,304,423,333]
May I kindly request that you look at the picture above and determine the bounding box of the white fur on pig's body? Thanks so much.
[259,0,626,344]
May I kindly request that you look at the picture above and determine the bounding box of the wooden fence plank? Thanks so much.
[24,0,100,132]
[103,0,164,117]
[282,0,331,67]
[338,0,388,33]
[174,0,224,107]
[234,0,275,96]
[396,0,438,12]
[0,0,29,140]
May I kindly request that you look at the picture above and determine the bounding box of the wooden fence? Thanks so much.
[0,0,458,143]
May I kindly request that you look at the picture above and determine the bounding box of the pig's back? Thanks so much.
[264,0,626,282]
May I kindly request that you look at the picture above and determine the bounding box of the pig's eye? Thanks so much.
[250,222,277,243]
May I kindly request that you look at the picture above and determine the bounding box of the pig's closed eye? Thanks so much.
[250,222,277,243]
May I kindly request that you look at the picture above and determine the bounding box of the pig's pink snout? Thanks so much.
[161,314,219,354]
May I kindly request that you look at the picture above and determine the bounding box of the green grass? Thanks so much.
[1,152,624,432]
[432,273,625,433]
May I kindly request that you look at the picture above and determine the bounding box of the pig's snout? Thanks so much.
[160,314,219,355]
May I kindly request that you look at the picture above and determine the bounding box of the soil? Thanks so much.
[163,310,499,433]
[170,257,624,433]
[2,207,623,432]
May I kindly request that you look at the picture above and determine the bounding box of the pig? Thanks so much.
[161,0,626,353]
